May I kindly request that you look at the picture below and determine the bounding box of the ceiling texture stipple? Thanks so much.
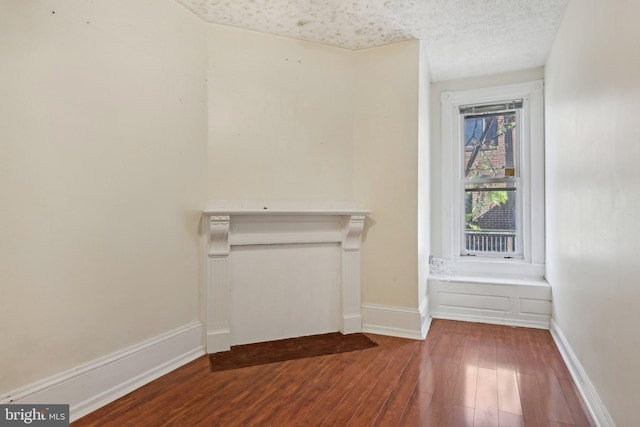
[176,0,568,81]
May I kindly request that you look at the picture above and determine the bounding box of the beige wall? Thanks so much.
[0,0,207,393]
[353,41,422,308]
[206,24,355,201]
[429,67,545,258]
[545,1,640,425]
[207,30,427,309]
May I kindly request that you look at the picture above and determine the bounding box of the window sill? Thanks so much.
[430,256,545,282]
[428,272,549,287]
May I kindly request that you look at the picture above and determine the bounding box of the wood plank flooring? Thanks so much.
[72,320,595,426]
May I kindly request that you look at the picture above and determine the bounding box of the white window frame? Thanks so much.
[460,106,522,258]
[441,81,545,278]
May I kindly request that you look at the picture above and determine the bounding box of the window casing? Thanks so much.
[440,81,545,278]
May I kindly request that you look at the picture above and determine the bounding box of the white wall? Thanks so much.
[0,0,207,394]
[429,67,545,259]
[206,24,355,201]
[545,1,640,425]
[352,41,422,309]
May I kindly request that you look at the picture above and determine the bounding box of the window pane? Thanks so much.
[463,112,517,179]
[464,182,517,254]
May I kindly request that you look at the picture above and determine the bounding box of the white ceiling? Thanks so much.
[176,0,568,81]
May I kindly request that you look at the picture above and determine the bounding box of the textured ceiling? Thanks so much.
[423,0,568,80]
[176,0,568,81]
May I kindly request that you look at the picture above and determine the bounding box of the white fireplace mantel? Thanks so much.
[203,201,371,353]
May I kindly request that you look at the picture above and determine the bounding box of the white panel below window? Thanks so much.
[429,277,551,329]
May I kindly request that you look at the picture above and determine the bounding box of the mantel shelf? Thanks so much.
[203,200,371,217]
[204,208,371,216]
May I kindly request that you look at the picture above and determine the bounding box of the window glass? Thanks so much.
[461,108,520,256]
[464,183,517,254]
[463,112,517,180]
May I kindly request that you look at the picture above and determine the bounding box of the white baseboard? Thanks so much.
[207,328,231,353]
[362,301,429,340]
[341,313,363,335]
[1,322,205,422]
[550,320,615,427]
[419,298,432,339]
[428,277,551,329]
[430,312,549,329]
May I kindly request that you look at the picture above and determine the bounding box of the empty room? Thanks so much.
[2,0,638,426]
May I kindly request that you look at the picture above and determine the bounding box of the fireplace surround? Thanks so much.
[203,201,371,353]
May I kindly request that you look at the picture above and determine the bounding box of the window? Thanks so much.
[462,103,520,257]
[441,81,544,278]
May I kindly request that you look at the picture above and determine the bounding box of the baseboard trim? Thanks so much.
[430,312,549,329]
[362,302,428,340]
[550,319,615,427]
[2,322,205,422]
[419,298,432,339]
[341,313,363,335]
[206,328,231,353]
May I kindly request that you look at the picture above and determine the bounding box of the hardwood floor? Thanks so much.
[72,320,595,426]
